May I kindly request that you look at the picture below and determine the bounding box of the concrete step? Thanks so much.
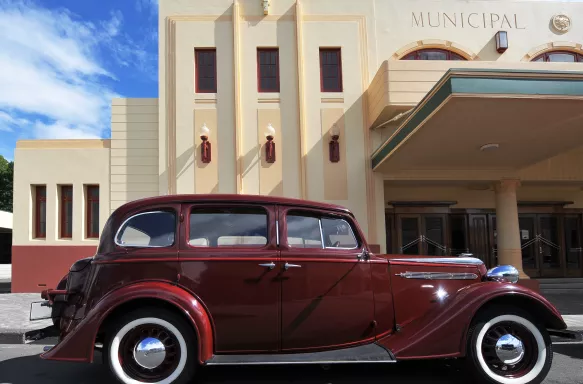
[537,278,583,284]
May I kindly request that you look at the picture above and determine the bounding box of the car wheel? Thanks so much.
[466,306,552,384]
[104,307,197,384]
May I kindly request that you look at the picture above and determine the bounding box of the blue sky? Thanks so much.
[0,0,159,160]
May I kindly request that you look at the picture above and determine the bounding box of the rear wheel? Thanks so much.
[466,306,552,384]
[104,307,197,384]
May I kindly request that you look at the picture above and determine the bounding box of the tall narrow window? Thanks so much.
[86,186,100,239]
[257,48,280,92]
[35,186,46,239]
[60,185,73,239]
[195,49,217,93]
[319,48,343,92]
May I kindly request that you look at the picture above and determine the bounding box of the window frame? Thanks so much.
[114,210,178,249]
[401,48,467,61]
[86,185,100,239]
[531,50,583,63]
[257,48,280,93]
[60,185,73,239]
[195,48,218,93]
[284,209,360,251]
[319,48,343,93]
[186,204,272,250]
[34,185,47,239]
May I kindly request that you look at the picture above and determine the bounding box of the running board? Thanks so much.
[205,343,396,366]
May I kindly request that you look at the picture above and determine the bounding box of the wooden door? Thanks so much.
[468,214,491,266]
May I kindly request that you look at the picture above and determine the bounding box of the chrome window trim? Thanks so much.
[318,218,325,249]
[114,210,176,248]
[396,271,479,280]
[276,220,280,246]
[391,257,485,266]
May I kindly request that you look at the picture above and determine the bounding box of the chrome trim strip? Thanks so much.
[390,257,484,266]
[276,220,280,246]
[206,360,396,365]
[396,271,479,280]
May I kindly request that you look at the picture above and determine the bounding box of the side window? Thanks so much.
[321,217,358,249]
[189,207,268,247]
[116,211,176,247]
[286,212,358,249]
[287,215,323,248]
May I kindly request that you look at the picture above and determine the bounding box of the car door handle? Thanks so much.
[259,262,276,270]
[284,263,301,270]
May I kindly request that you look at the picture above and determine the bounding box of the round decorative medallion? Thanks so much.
[552,14,572,33]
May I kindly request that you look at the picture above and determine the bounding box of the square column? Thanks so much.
[494,179,528,278]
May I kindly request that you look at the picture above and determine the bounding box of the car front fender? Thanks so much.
[41,281,214,364]
[377,281,565,360]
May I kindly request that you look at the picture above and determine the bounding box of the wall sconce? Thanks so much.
[265,123,276,163]
[329,123,340,163]
[262,0,270,15]
[495,31,508,53]
[200,123,211,163]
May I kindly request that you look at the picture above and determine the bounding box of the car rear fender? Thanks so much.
[377,281,565,360]
[41,281,214,364]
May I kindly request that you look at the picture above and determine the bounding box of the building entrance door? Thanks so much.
[396,214,447,256]
[564,215,583,277]
[519,215,562,278]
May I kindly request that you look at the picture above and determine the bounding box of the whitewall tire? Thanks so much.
[105,308,197,384]
[466,306,552,384]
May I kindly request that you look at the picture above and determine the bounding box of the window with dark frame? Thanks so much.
[319,48,343,92]
[60,185,73,239]
[35,186,46,239]
[531,50,583,62]
[86,186,100,239]
[195,49,217,93]
[401,49,466,61]
[257,48,280,92]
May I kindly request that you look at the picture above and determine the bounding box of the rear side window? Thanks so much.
[189,207,268,247]
[116,211,176,247]
[286,212,358,249]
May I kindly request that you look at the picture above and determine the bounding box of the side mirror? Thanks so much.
[357,250,370,261]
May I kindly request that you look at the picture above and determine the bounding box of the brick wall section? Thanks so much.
[110,98,160,213]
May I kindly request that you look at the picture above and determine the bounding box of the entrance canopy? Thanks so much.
[372,69,583,173]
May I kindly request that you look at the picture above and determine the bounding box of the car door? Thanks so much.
[178,203,280,353]
[279,206,376,351]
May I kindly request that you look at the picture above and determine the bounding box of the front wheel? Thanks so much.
[466,306,552,384]
[104,307,197,384]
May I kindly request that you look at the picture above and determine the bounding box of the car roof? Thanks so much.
[115,194,353,216]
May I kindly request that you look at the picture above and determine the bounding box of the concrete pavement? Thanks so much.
[0,294,52,344]
[0,344,582,383]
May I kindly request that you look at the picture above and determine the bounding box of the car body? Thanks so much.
[36,194,567,384]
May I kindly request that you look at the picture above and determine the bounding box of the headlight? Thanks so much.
[486,265,519,284]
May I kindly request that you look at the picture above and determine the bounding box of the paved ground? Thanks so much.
[0,294,52,343]
[0,343,581,383]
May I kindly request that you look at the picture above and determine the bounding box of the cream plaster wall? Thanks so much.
[111,98,159,212]
[13,141,110,246]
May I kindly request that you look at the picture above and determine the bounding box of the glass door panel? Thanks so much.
[539,216,561,272]
[519,216,538,275]
[424,216,446,256]
[564,216,583,277]
[399,216,421,255]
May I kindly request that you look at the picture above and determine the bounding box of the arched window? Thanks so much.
[532,51,583,62]
[401,49,467,61]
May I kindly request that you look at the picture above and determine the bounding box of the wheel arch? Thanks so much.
[41,281,215,364]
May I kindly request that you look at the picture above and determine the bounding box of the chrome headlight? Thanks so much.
[486,265,519,284]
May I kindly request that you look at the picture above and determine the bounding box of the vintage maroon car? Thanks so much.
[35,194,567,384]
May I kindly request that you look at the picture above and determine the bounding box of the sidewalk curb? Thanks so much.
[0,331,25,344]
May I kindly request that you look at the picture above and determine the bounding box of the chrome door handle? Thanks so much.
[284,263,301,270]
[259,262,276,270]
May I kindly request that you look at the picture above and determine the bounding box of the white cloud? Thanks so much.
[136,0,158,15]
[0,1,142,140]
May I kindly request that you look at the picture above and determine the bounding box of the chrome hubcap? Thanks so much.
[495,334,525,365]
[133,337,166,369]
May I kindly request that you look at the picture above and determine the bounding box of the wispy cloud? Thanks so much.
[0,0,154,140]
[136,0,158,16]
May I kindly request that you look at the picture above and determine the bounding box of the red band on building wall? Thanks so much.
[12,246,97,293]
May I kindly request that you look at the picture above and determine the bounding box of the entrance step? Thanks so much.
[537,278,583,294]
[205,343,396,366]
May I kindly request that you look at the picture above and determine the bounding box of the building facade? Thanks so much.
[12,0,583,292]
